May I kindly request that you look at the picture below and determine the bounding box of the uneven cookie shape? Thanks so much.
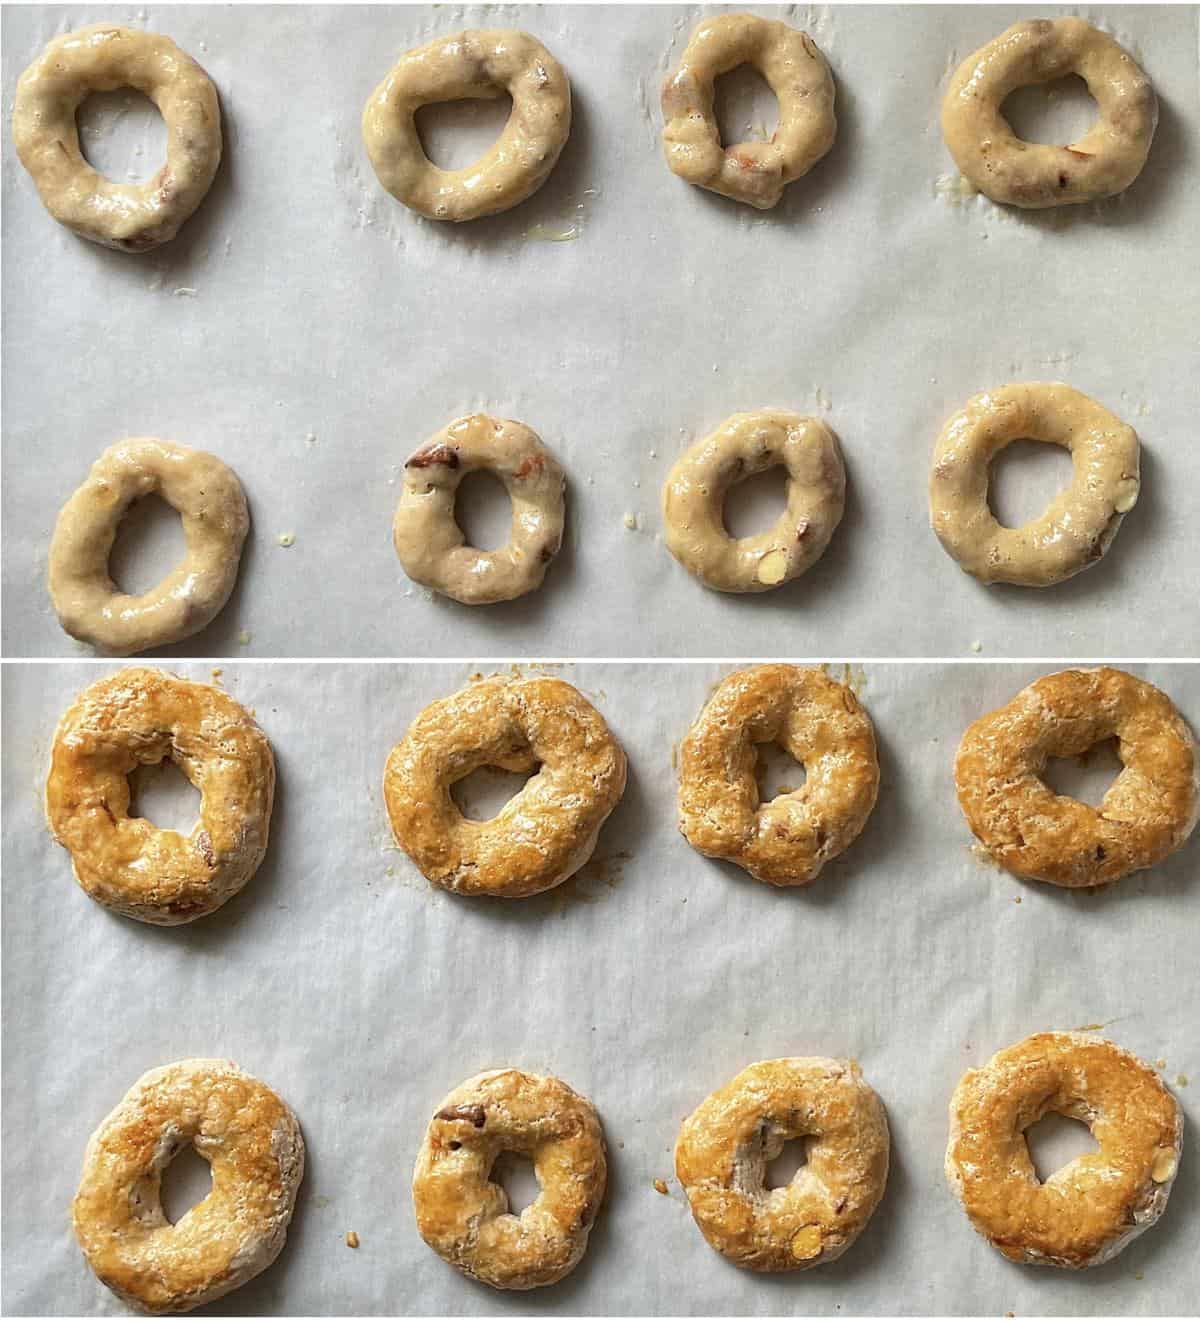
[946,1032,1182,1267]
[73,1059,304,1313]
[413,1068,606,1289]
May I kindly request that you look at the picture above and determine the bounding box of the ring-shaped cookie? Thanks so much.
[676,1057,889,1271]
[679,665,878,886]
[661,14,836,209]
[930,383,1139,587]
[13,24,221,250]
[46,667,275,924]
[362,29,571,222]
[384,675,626,897]
[73,1058,304,1313]
[946,1032,1182,1268]
[942,18,1156,209]
[48,437,249,655]
[394,414,566,605]
[955,667,1198,889]
[663,411,845,593]
[413,1068,606,1290]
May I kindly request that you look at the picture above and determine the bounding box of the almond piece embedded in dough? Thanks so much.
[757,549,789,585]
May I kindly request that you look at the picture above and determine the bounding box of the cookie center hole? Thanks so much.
[76,88,166,184]
[765,1137,810,1189]
[109,495,187,596]
[988,441,1073,529]
[1025,1112,1098,1183]
[755,741,807,802]
[455,471,512,552]
[161,1144,212,1223]
[724,466,787,539]
[713,64,779,147]
[491,1151,539,1215]
[1041,736,1123,807]
[450,764,535,821]
[415,94,514,170]
[1002,75,1097,147]
[128,758,201,833]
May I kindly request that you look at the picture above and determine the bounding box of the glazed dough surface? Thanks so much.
[363,29,571,222]
[946,1032,1182,1268]
[930,382,1139,587]
[413,1069,606,1290]
[955,667,1198,888]
[383,675,627,897]
[942,18,1156,209]
[676,1057,889,1272]
[49,437,249,655]
[663,411,845,593]
[661,13,835,209]
[394,414,565,605]
[73,1058,304,1314]
[13,24,221,250]
[45,667,275,924]
[678,664,879,885]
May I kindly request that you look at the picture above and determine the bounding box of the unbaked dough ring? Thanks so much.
[942,18,1156,209]
[930,383,1139,587]
[394,414,566,605]
[946,1032,1182,1268]
[663,411,845,593]
[661,14,836,209]
[45,667,275,924]
[362,29,571,222]
[48,437,249,655]
[675,1057,889,1271]
[679,664,879,886]
[413,1068,606,1290]
[383,675,627,897]
[13,24,221,250]
[73,1058,304,1314]
[955,667,1198,888]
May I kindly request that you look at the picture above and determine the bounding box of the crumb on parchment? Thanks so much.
[277,533,295,548]
[653,1178,669,1195]
[345,1230,359,1249]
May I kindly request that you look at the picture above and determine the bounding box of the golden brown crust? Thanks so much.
[661,14,835,209]
[678,665,878,886]
[662,411,846,593]
[955,667,1198,887]
[675,1058,889,1272]
[13,24,221,250]
[929,383,1140,587]
[384,676,626,897]
[393,414,566,605]
[946,1033,1182,1268]
[45,668,275,924]
[413,1069,606,1290]
[941,18,1156,209]
[362,29,571,222]
[73,1059,304,1313]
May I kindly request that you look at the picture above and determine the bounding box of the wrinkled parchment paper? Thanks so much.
[3,5,1199,658]
[3,659,1197,1314]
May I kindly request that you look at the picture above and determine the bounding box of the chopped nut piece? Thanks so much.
[653,1178,669,1195]
[1113,479,1140,513]
[1150,1149,1177,1183]
[756,549,789,585]
[790,1224,822,1259]
[345,1230,359,1249]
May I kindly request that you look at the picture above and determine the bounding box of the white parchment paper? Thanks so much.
[3,5,1199,659]
[2,659,1198,1314]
